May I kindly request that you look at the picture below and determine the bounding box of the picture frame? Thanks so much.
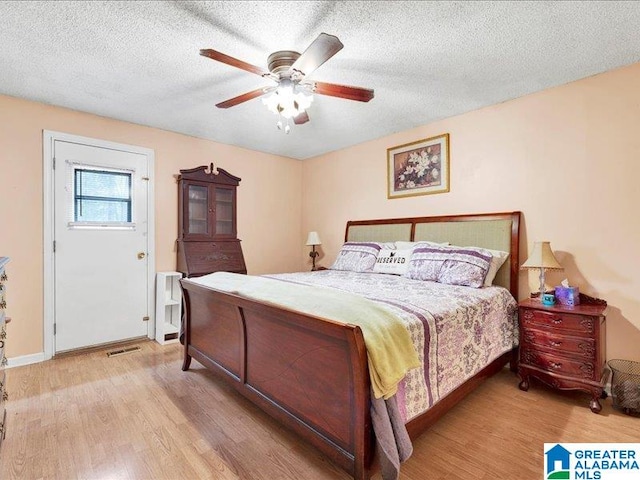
[387,133,450,199]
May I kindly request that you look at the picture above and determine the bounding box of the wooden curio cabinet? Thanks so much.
[177,165,247,277]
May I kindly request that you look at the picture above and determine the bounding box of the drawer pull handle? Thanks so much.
[549,362,562,370]
[549,340,562,347]
[552,317,563,325]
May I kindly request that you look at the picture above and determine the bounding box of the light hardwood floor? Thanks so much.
[0,341,637,479]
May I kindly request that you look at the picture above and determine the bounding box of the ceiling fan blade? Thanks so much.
[293,111,309,125]
[312,81,374,102]
[200,49,268,76]
[290,33,344,77]
[216,87,275,109]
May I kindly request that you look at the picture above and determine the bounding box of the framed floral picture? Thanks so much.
[387,133,450,199]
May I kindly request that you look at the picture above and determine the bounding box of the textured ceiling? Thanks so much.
[2,1,640,160]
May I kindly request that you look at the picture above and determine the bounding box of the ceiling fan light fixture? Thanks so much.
[262,80,313,121]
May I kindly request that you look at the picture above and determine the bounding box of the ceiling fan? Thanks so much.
[200,33,374,132]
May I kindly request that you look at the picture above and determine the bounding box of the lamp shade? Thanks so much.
[306,231,321,246]
[521,241,563,270]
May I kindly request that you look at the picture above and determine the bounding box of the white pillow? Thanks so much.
[482,248,509,287]
[373,248,412,275]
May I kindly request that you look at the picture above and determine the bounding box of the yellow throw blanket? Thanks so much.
[188,272,420,399]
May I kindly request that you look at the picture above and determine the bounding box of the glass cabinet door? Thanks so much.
[187,184,209,235]
[214,187,235,236]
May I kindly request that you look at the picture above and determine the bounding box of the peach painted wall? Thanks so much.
[0,94,302,358]
[302,62,640,362]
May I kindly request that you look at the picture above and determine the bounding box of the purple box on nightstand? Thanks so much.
[555,286,580,306]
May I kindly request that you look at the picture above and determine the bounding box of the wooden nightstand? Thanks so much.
[517,294,608,413]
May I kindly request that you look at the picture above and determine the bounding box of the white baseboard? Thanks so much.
[6,352,46,368]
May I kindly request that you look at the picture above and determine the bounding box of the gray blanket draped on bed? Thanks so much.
[372,392,413,480]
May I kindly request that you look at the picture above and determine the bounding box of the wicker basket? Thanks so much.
[608,359,640,416]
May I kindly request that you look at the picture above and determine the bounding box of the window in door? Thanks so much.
[72,167,133,227]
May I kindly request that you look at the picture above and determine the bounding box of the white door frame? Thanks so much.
[43,130,155,360]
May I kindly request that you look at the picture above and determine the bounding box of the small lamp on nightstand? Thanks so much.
[521,241,563,300]
[306,231,321,271]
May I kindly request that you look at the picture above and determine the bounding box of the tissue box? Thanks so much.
[555,286,580,306]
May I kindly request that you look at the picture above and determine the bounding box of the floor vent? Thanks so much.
[106,346,141,357]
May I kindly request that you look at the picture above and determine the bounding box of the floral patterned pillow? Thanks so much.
[330,242,383,273]
[404,243,492,288]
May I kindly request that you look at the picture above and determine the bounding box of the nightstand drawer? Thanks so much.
[520,309,597,336]
[521,329,596,359]
[521,347,597,381]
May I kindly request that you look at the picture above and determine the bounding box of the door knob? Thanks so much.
[137,252,146,260]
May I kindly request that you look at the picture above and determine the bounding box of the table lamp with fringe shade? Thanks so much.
[521,241,563,300]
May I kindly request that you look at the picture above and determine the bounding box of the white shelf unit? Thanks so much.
[155,271,182,345]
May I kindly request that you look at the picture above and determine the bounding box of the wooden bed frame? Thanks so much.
[180,211,521,479]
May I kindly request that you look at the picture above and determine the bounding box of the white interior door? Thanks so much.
[53,139,150,353]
